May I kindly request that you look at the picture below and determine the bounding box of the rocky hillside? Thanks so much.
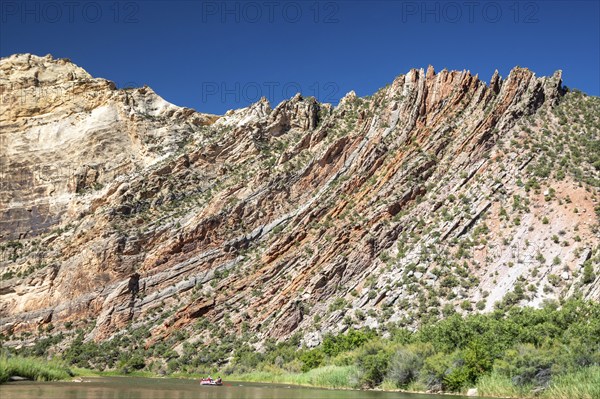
[0,54,598,359]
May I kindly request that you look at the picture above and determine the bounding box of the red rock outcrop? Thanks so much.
[1,55,598,354]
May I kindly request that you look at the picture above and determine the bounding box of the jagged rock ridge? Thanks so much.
[0,55,598,355]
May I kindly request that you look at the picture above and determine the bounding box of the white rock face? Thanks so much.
[0,54,218,238]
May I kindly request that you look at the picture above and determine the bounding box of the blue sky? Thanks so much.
[1,0,599,115]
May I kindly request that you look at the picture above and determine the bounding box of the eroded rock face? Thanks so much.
[0,56,598,353]
[0,54,217,239]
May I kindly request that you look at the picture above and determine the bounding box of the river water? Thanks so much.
[0,377,476,399]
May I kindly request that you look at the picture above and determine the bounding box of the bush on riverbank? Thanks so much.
[0,354,73,383]
[225,298,599,396]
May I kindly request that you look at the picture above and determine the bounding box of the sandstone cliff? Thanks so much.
[0,55,598,358]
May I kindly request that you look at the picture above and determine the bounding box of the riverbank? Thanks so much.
[2,355,598,399]
[3,299,598,398]
[227,365,600,399]
[0,355,73,383]
[476,367,600,399]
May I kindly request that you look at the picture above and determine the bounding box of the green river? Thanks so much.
[0,377,477,399]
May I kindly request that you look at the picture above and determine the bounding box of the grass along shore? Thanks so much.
[227,365,360,389]
[474,367,600,399]
[227,365,600,399]
[0,355,73,384]
[2,354,598,399]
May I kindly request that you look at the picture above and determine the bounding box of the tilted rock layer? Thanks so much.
[0,55,598,353]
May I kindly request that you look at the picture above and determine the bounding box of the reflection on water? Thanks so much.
[0,377,474,399]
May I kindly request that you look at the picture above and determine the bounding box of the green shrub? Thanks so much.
[421,351,456,391]
[356,341,390,387]
[493,344,555,388]
[582,261,595,284]
[233,343,263,371]
[299,349,324,372]
[321,329,376,357]
[461,339,494,385]
[386,343,432,388]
